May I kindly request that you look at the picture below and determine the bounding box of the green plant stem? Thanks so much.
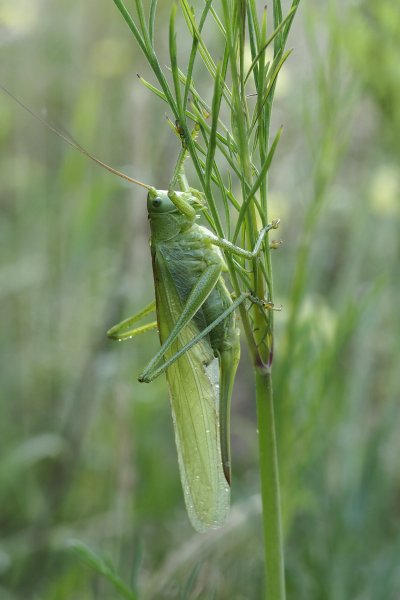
[255,369,285,600]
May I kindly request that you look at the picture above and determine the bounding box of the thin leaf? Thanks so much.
[169,3,183,118]
[180,1,232,105]
[208,4,226,38]
[191,105,243,186]
[250,7,268,161]
[233,126,283,242]
[247,0,261,47]
[194,146,240,213]
[246,1,260,83]
[68,539,138,600]
[205,67,223,188]
[173,66,236,152]
[181,0,213,112]
[136,74,167,103]
[249,49,293,135]
[244,6,297,84]
[113,0,177,117]
[148,0,157,45]
[134,0,152,48]
[272,0,283,55]
[213,163,233,238]
[112,0,146,56]
[283,0,301,45]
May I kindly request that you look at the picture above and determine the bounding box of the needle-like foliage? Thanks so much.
[114,1,301,597]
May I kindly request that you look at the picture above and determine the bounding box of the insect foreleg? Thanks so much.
[107,300,157,341]
[139,292,248,383]
[169,121,200,193]
[207,218,280,260]
[167,189,198,219]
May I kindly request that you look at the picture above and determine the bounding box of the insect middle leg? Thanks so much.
[107,300,157,341]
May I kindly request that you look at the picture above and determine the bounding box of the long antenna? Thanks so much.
[0,84,152,191]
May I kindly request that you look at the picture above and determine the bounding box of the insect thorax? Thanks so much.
[149,211,195,243]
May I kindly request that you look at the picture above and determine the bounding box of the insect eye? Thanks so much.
[152,198,162,208]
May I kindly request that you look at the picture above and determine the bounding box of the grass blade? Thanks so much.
[68,539,138,600]
[233,126,283,242]
[148,0,158,44]
[244,6,297,84]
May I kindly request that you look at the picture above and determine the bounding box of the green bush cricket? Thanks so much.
[1,86,279,532]
[107,146,279,531]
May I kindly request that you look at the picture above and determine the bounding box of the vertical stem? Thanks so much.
[255,369,286,600]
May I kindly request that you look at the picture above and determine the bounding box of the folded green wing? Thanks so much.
[154,257,230,532]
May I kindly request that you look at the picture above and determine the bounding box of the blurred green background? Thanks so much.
[1,1,399,598]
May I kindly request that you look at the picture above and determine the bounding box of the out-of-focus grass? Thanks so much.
[0,1,399,598]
